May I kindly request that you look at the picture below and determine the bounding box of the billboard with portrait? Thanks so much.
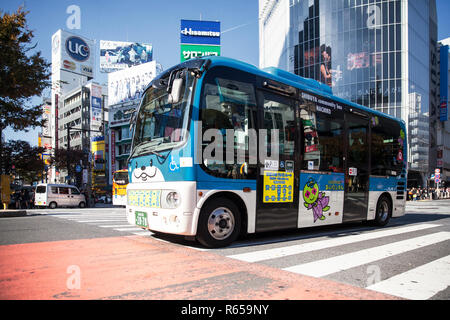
[107,61,157,106]
[100,40,153,73]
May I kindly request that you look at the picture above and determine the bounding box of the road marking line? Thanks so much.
[114,227,145,232]
[366,255,450,300]
[132,231,151,236]
[76,219,128,223]
[53,215,126,218]
[99,225,134,228]
[228,224,441,263]
[283,232,450,277]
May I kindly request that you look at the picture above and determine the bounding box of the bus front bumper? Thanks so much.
[126,181,198,236]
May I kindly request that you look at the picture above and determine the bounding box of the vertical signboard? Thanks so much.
[180,19,220,62]
[110,130,116,174]
[91,83,103,127]
[440,45,449,122]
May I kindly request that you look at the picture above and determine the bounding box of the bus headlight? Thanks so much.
[166,192,180,208]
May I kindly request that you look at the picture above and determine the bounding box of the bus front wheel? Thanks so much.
[196,197,241,248]
[373,195,392,227]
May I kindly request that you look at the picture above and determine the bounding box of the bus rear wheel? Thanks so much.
[196,197,241,248]
[373,195,392,227]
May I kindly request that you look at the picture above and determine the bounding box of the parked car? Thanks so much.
[34,183,86,209]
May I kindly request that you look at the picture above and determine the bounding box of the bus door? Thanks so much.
[343,111,370,222]
[255,90,300,232]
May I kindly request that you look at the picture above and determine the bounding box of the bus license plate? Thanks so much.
[135,211,148,228]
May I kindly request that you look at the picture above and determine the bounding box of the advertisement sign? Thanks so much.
[52,29,95,78]
[100,40,153,73]
[42,102,51,137]
[263,171,294,203]
[107,61,157,106]
[180,44,220,62]
[347,52,370,70]
[180,19,220,62]
[110,130,116,174]
[180,20,221,45]
[91,136,105,171]
[90,84,103,127]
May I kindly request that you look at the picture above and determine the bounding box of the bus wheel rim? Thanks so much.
[379,201,389,221]
[207,207,235,241]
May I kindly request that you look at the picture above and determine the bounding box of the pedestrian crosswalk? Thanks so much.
[43,208,450,300]
[222,223,450,300]
[46,208,151,237]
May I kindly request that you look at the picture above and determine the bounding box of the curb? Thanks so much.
[0,210,28,218]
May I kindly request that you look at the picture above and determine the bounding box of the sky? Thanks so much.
[1,0,450,146]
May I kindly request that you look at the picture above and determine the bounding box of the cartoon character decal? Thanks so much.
[131,160,165,183]
[303,178,330,222]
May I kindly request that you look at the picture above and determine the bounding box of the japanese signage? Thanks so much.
[180,19,220,62]
[263,171,294,203]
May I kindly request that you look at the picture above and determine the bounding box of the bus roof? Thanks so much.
[203,56,405,127]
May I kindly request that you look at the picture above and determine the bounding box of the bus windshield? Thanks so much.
[113,171,129,185]
[131,71,194,158]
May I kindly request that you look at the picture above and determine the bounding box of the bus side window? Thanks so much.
[300,100,344,173]
[371,116,404,176]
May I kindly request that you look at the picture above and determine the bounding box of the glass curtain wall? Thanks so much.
[291,0,402,118]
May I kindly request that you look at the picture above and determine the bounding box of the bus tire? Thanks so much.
[196,197,241,248]
[49,202,57,209]
[373,195,392,227]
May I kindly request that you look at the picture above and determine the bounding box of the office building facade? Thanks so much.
[259,0,438,186]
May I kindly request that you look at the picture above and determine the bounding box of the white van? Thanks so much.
[35,184,86,209]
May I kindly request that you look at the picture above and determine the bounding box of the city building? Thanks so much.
[259,0,438,187]
[49,29,96,183]
[435,38,450,185]
[56,82,108,185]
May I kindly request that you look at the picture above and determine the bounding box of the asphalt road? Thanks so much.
[0,200,449,300]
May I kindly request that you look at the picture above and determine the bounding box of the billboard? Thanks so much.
[180,44,220,62]
[91,136,105,171]
[107,61,157,106]
[100,40,153,73]
[51,29,95,78]
[180,19,220,62]
[180,20,221,45]
[90,83,103,127]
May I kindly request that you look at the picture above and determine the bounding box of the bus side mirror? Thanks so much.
[168,78,184,104]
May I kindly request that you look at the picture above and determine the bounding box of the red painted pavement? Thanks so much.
[0,236,400,300]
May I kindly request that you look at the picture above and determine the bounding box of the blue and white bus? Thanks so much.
[126,57,407,248]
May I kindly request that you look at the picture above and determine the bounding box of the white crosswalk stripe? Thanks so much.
[366,255,450,300]
[283,232,450,277]
[224,223,450,300]
[44,209,138,234]
[228,224,441,263]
